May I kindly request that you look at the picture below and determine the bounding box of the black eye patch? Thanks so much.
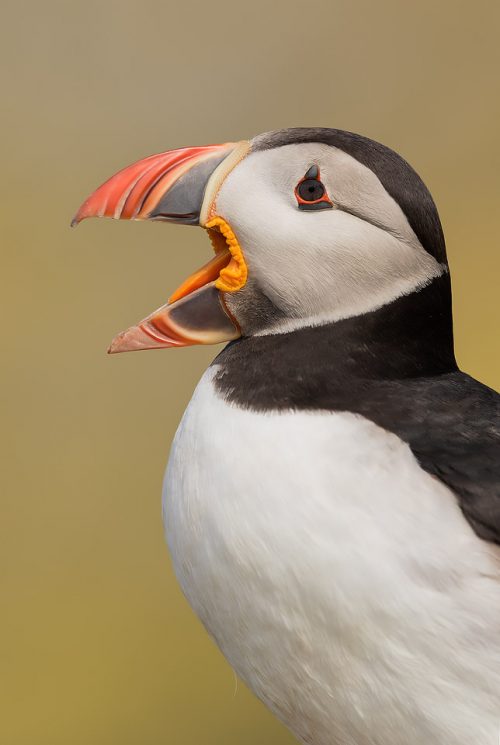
[295,166,333,211]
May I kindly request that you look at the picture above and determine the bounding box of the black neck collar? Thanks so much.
[213,273,457,410]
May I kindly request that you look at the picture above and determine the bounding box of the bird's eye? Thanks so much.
[295,165,333,211]
[297,179,325,201]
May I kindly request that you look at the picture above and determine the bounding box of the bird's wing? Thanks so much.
[374,372,500,545]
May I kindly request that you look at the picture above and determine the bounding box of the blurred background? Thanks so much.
[1,1,499,743]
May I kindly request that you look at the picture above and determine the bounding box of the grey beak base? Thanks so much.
[148,154,230,225]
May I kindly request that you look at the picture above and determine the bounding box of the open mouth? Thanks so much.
[169,216,248,304]
[72,140,250,352]
[104,216,247,353]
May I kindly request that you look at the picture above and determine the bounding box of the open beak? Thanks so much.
[72,141,250,352]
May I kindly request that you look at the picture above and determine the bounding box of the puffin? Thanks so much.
[73,128,500,745]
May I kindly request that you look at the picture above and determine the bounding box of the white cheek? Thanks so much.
[244,209,440,318]
[215,148,444,330]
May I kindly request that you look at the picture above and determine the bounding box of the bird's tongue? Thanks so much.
[168,247,232,304]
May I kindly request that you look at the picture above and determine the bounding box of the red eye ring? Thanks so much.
[295,165,333,211]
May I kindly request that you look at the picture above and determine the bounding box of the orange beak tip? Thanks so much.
[107,329,142,354]
[107,328,137,355]
[107,322,181,354]
[107,336,125,355]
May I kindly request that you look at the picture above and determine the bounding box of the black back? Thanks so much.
[213,276,500,546]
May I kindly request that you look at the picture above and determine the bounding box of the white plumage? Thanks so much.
[74,126,500,744]
[164,369,500,745]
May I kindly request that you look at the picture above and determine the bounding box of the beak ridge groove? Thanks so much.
[71,143,236,227]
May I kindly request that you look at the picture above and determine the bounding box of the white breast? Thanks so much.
[163,368,500,745]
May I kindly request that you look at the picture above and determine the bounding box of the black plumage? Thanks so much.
[213,275,500,546]
[213,128,500,545]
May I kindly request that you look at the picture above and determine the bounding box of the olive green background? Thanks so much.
[2,1,499,743]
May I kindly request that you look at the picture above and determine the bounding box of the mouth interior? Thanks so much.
[168,217,247,304]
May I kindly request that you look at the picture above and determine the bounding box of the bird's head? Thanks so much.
[72,128,448,352]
